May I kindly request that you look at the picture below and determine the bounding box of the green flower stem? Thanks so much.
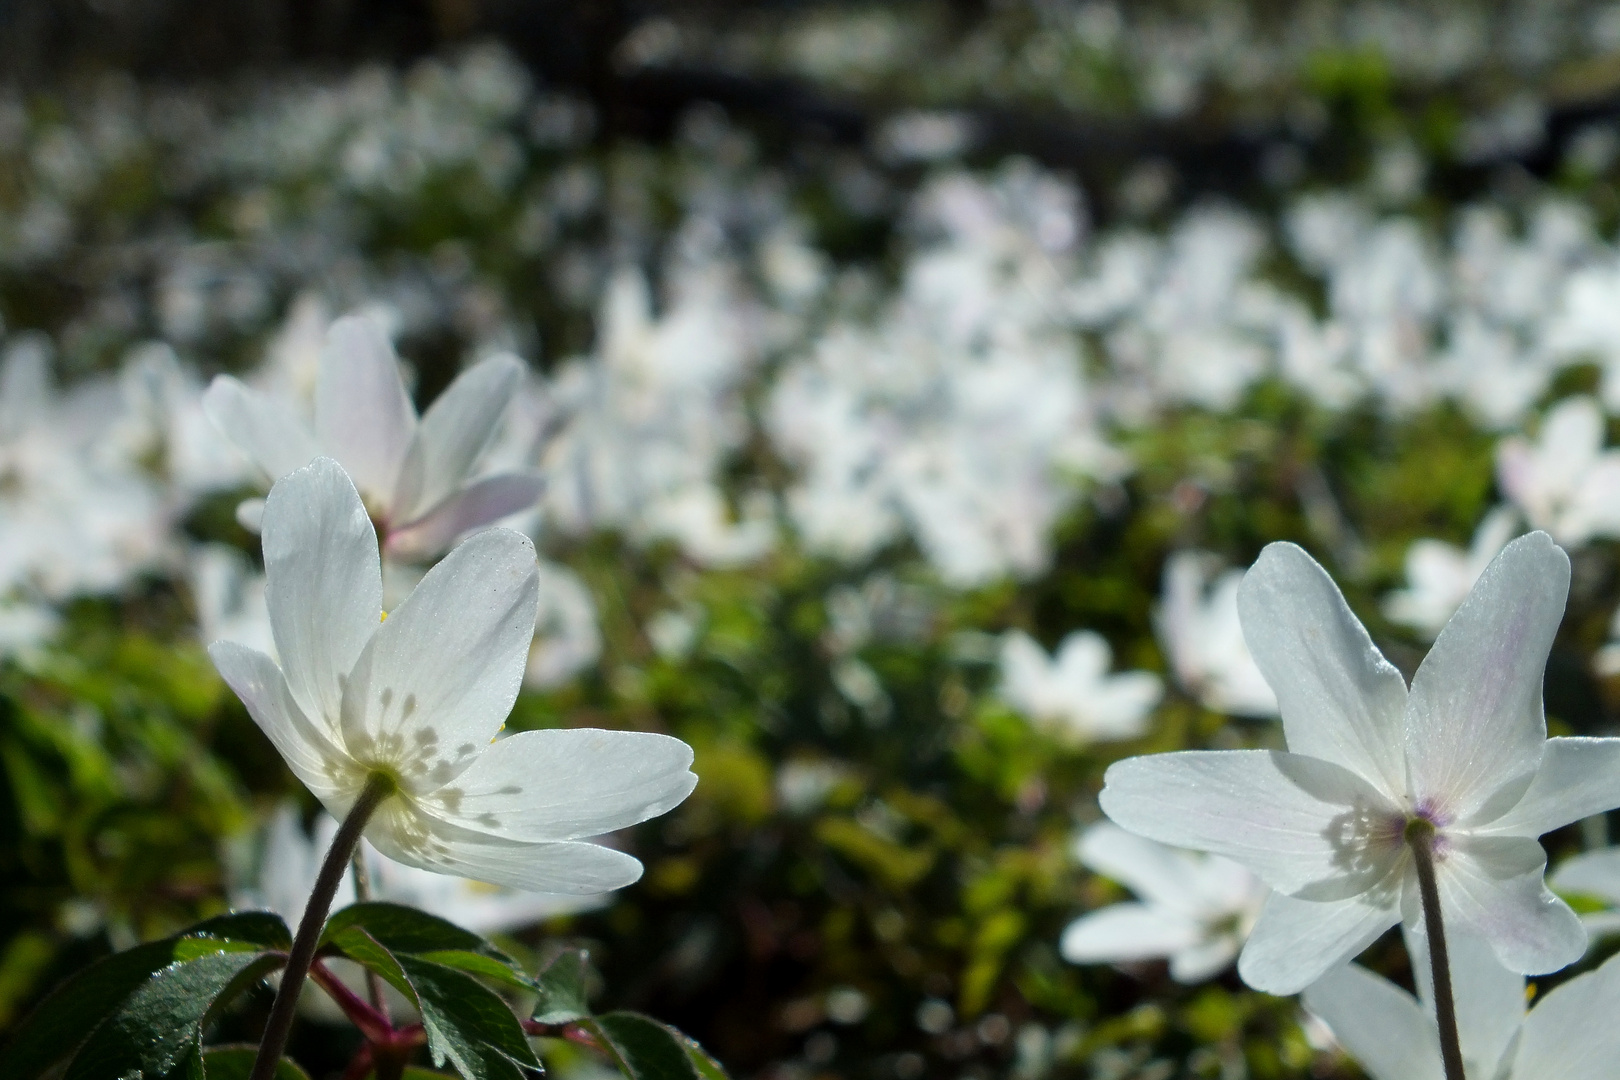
[1407,818,1466,1080]
[251,772,396,1080]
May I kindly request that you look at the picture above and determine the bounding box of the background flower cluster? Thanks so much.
[10,2,1620,1077]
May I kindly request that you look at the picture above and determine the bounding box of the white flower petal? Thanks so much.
[1059,904,1201,966]
[1510,951,1620,1078]
[1100,750,1403,899]
[418,728,697,842]
[1405,531,1569,822]
[1301,963,1443,1080]
[1439,834,1586,975]
[316,316,417,501]
[262,458,382,734]
[391,353,524,522]
[384,473,546,563]
[1238,542,1410,797]
[209,641,349,806]
[202,375,320,482]
[339,529,537,786]
[1168,937,1242,984]
[1077,822,1207,912]
[1550,847,1620,904]
[1401,926,1525,1075]
[1474,737,1620,836]
[366,801,643,894]
[1237,888,1399,995]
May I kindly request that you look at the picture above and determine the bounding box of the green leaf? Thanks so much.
[324,926,418,1002]
[199,1045,313,1080]
[64,950,283,1080]
[322,902,507,959]
[418,950,537,993]
[0,939,188,1079]
[587,1012,725,1080]
[397,954,541,1080]
[399,1070,460,1079]
[183,912,294,950]
[530,950,591,1024]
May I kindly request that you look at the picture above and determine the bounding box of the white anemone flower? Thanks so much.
[1383,506,1518,639]
[1060,822,1267,983]
[1101,533,1620,994]
[203,314,545,561]
[1154,551,1277,718]
[997,631,1162,743]
[1495,396,1620,547]
[1303,931,1620,1080]
[209,457,697,893]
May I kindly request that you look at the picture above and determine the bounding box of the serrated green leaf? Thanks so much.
[588,1012,711,1080]
[324,925,419,1003]
[418,950,536,993]
[397,954,541,1080]
[64,951,282,1080]
[530,950,591,1024]
[0,939,184,1078]
[321,902,508,960]
[199,1045,313,1080]
[183,912,294,950]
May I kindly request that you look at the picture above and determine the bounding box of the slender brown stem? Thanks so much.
[250,773,396,1080]
[1406,819,1466,1080]
[349,845,390,1018]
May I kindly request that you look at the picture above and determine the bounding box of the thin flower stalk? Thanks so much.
[1407,818,1465,1080]
[250,771,396,1080]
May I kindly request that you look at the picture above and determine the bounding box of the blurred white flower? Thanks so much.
[1383,506,1518,638]
[541,267,771,566]
[1550,846,1620,938]
[1061,822,1266,983]
[204,312,544,560]
[1154,551,1277,718]
[1496,396,1620,546]
[189,544,274,657]
[209,458,695,892]
[0,334,173,603]
[525,560,603,690]
[997,630,1161,743]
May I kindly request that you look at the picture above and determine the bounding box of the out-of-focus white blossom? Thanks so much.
[1154,552,1276,718]
[1496,396,1620,546]
[525,560,603,690]
[1384,507,1519,638]
[1061,822,1266,983]
[998,631,1161,743]
[0,334,173,603]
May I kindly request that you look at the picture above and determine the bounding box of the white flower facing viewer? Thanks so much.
[1060,822,1266,984]
[203,314,545,561]
[1101,533,1620,994]
[209,457,697,894]
[998,631,1161,744]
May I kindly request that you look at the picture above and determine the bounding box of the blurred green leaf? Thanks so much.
[199,1045,313,1079]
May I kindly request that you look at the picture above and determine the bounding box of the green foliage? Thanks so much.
[0,913,290,1079]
